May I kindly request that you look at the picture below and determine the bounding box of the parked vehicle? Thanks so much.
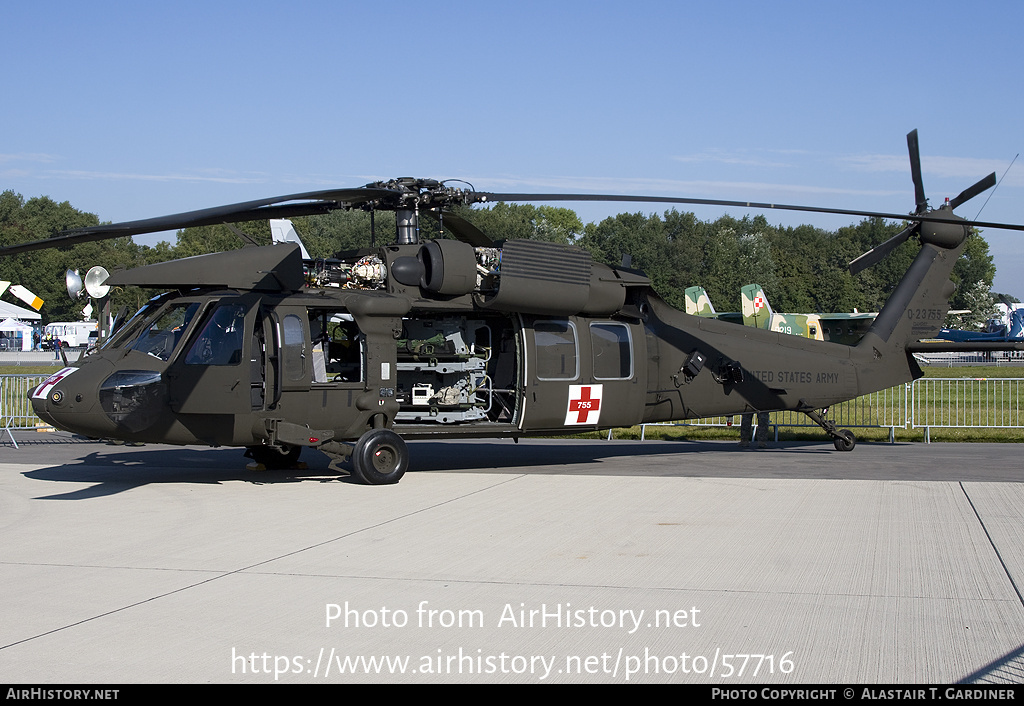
[42,321,98,348]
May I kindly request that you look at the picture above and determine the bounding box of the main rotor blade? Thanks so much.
[475,192,1024,233]
[907,129,927,214]
[0,187,396,256]
[423,210,494,247]
[949,172,997,210]
[847,224,916,275]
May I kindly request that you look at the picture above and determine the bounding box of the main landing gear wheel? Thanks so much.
[246,444,302,469]
[833,429,856,452]
[351,429,408,485]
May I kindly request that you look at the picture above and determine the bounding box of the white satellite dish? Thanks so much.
[66,269,85,300]
[84,266,110,299]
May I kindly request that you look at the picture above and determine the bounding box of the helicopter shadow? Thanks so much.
[21,444,357,500]
[20,435,984,501]
[407,438,858,477]
[17,437,844,500]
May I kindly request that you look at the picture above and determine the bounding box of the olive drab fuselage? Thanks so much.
[29,228,964,455]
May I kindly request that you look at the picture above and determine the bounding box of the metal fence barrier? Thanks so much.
[911,377,1024,442]
[1,375,50,448]
[621,378,1023,443]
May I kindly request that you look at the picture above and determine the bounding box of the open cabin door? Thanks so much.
[391,312,522,429]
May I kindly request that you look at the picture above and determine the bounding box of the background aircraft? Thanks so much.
[740,284,875,345]
[685,284,875,345]
[683,286,740,323]
[0,281,44,313]
[936,305,1024,343]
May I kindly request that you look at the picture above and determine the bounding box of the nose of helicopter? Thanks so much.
[30,360,118,437]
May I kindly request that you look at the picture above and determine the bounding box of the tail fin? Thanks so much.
[741,284,772,328]
[685,286,717,317]
[270,219,311,260]
[856,237,966,390]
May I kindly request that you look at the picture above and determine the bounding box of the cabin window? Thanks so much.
[282,314,306,382]
[591,322,633,380]
[535,319,578,380]
[184,304,247,366]
[308,309,364,383]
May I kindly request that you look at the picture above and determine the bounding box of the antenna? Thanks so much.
[974,153,1018,221]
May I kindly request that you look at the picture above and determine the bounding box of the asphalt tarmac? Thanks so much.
[1,432,1022,684]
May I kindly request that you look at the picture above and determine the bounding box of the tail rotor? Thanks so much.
[848,130,997,275]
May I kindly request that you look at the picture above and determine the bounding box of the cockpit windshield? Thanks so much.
[101,297,164,351]
[128,302,202,361]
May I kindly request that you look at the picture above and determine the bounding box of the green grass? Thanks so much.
[591,424,1021,444]
[594,365,1024,444]
[920,365,1024,379]
[0,365,64,375]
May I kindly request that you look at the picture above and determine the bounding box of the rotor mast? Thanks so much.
[364,178,481,246]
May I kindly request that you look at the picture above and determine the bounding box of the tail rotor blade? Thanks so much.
[907,129,927,214]
[949,172,997,210]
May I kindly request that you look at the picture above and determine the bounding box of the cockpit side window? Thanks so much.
[282,314,306,382]
[184,304,247,366]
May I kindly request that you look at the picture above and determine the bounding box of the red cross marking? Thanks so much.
[569,386,601,424]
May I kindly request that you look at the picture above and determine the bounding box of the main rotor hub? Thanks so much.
[364,178,478,212]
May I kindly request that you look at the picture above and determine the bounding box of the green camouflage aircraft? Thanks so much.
[740,284,876,345]
[685,284,875,344]
[684,286,740,323]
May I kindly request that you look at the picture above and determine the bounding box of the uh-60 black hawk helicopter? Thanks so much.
[5,130,1024,484]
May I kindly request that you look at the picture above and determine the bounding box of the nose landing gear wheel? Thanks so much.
[351,429,408,485]
[833,429,856,452]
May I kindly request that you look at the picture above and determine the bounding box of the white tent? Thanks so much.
[0,317,34,351]
[0,299,41,321]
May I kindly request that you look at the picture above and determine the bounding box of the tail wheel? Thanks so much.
[351,429,408,485]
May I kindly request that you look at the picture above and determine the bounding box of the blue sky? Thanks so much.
[4,1,1023,298]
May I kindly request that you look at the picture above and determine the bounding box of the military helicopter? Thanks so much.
[4,131,1024,484]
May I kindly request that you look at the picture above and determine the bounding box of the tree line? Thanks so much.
[0,189,1003,327]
